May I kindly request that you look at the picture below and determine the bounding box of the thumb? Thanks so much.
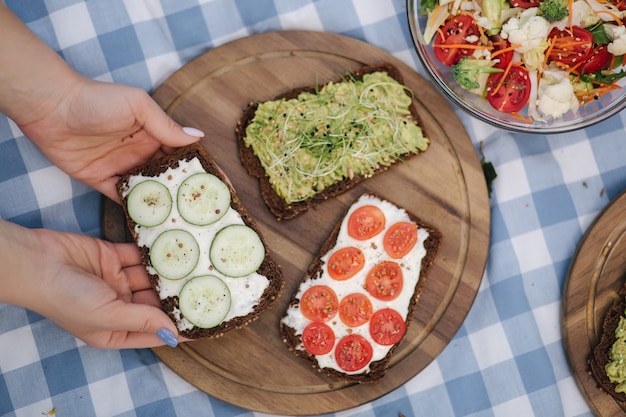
[140,94,204,149]
[106,301,181,349]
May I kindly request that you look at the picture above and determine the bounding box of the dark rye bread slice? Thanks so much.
[590,282,626,403]
[235,62,428,221]
[116,143,284,339]
[280,192,442,383]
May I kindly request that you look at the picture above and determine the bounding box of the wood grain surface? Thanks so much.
[103,30,490,415]
[563,189,626,417]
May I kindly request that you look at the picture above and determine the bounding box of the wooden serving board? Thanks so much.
[563,189,626,417]
[103,31,490,415]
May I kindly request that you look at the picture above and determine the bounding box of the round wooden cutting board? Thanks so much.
[103,30,490,415]
[563,189,626,417]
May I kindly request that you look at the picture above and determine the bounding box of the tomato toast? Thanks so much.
[280,193,441,383]
[236,62,430,220]
[116,143,284,339]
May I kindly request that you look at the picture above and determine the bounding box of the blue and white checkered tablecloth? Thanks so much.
[1,1,625,416]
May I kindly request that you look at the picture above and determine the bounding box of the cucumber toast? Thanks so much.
[116,143,284,339]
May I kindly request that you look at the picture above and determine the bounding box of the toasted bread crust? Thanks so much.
[235,62,428,221]
[116,143,284,339]
[590,284,626,403]
[279,192,442,383]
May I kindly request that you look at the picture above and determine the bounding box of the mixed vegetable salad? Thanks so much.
[421,0,626,121]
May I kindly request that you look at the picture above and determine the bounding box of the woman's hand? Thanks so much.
[0,220,182,349]
[18,78,203,203]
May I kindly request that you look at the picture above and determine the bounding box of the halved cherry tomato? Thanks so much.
[509,0,539,8]
[433,15,480,66]
[327,247,365,280]
[486,66,531,113]
[302,322,335,355]
[334,334,373,372]
[383,222,418,259]
[581,44,612,74]
[339,293,374,327]
[490,37,514,70]
[348,205,386,240]
[370,308,407,346]
[365,261,403,301]
[300,285,338,322]
[547,26,593,68]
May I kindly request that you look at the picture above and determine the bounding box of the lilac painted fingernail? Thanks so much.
[157,328,179,348]
[183,127,205,138]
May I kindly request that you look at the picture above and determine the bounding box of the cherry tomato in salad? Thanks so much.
[302,322,335,355]
[369,308,407,346]
[327,246,365,280]
[300,285,338,322]
[365,261,403,301]
[433,15,480,66]
[580,44,613,74]
[339,293,374,327]
[383,222,418,259]
[335,334,373,372]
[490,38,514,70]
[486,66,531,113]
[509,0,540,8]
[347,205,386,240]
[547,26,594,68]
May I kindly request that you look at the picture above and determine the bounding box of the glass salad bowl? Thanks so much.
[406,0,626,134]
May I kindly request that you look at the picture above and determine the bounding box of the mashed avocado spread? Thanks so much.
[606,311,626,393]
[243,71,429,204]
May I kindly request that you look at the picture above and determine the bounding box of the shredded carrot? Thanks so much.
[576,83,622,103]
[595,10,623,25]
[567,65,581,76]
[569,60,584,73]
[432,43,493,50]
[543,36,557,68]
[477,23,486,38]
[476,24,490,44]
[552,40,592,49]
[568,0,574,31]
[435,27,445,41]
[490,44,521,59]
[490,59,514,96]
[511,112,533,123]
[610,53,617,70]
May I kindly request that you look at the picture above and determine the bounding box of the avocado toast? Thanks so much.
[235,62,430,220]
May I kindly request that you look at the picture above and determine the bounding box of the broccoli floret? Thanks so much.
[537,0,569,22]
[482,0,510,34]
[420,0,439,14]
[451,57,503,90]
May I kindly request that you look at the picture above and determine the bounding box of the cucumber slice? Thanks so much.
[127,180,172,227]
[179,275,231,329]
[177,173,231,225]
[210,224,265,277]
[150,229,199,280]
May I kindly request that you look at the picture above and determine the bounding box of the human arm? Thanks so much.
[0,4,203,203]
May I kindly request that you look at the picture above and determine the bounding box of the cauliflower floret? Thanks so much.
[537,69,579,118]
[500,8,550,69]
[605,24,626,56]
